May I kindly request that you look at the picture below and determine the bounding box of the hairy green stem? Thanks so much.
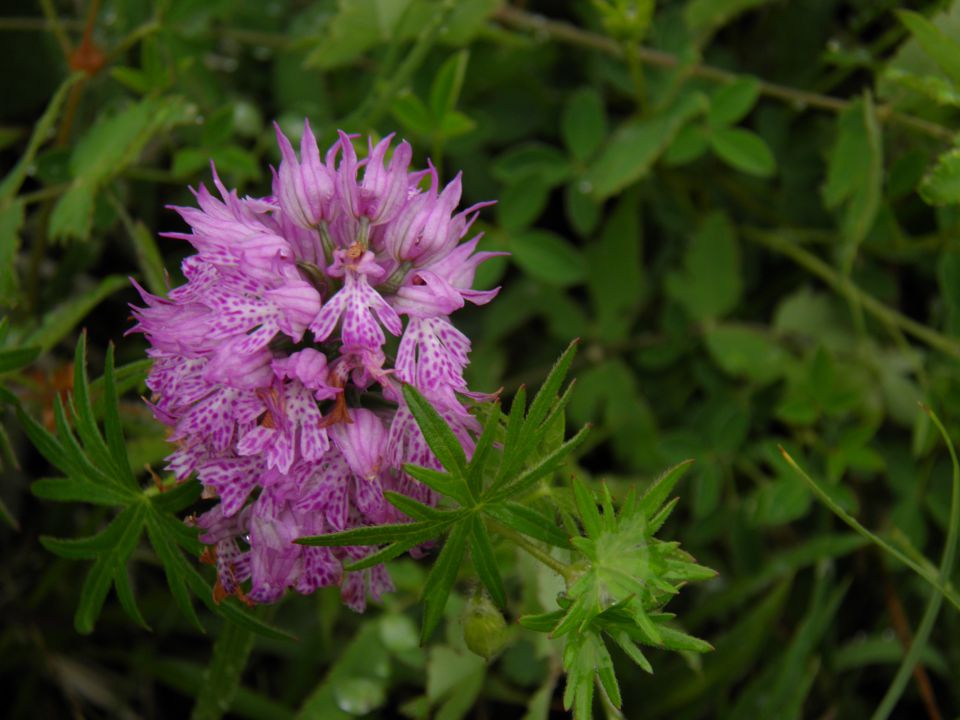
[491,520,574,582]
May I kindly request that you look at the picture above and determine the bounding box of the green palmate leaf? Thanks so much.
[518,609,565,633]
[585,92,706,199]
[572,479,603,539]
[493,340,579,489]
[179,564,295,643]
[503,384,526,453]
[468,516,506,608]
[920,148,960,206]
[402,383,468,476]
[897,10,960,87]
[32,476,133,505]
[563,633,597,717]
[71,332,123,482]
[594,635,621,708]
[75,556,119,635]
[90,358,152,416]
[525,339,578,434]
[491,425,590,501]
[297,518,453,547]
[430,50,470,119]
[383,490,449,521]
[27,335,290,639]
[613,631,653,673]
[561,87,608,162]
[145,511,204,632]
[17,401,69,472]
[114,564,150,631]
[151,478,204,515]
[486,502,569,547]
[51,394,119,488]
[403,463,472,504]
[102,344,135,483]
[74,503,148,634]
[344,533,438,571]
[710,127,776,177]
[709,77,761,126]
[655,625,715,654]
[637,459,695,519]
[421,520,470,643]
[40,505,144,560]
[466,402,500,496]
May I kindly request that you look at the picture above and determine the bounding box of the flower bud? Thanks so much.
[274,120,336,229]
[462,591,509,661]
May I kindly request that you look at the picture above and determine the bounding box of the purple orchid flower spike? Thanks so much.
[130,123,503,612]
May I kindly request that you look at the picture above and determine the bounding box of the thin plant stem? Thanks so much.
[490,520,574,582]
[881,577,942,720]
[494,5,954,142]
[779,446,960,613]
[871,407,960,720]
[38,0,72,57]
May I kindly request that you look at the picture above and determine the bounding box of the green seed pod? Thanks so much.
[462,592,509,661]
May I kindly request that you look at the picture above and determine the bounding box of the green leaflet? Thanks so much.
[26,335,292,640]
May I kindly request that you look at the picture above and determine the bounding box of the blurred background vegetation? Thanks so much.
[4,0,960,717]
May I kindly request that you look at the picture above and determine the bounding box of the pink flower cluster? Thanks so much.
[131,123,501,610]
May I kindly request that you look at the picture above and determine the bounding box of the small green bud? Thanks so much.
[462,592,509,661]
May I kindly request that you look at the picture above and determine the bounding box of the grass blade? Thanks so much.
[780,446,960,612]
[871,406,960,720]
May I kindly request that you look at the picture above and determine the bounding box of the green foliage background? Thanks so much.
[3,0,960,717]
